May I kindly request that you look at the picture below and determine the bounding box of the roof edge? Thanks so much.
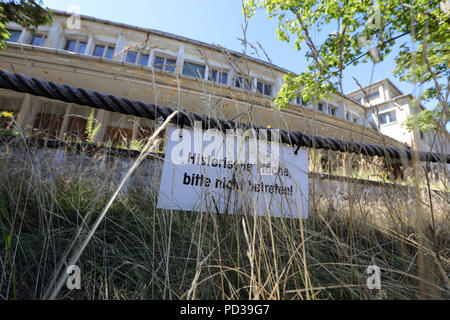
[49,9,292,75]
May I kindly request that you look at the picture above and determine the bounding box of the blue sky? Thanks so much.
[41,0,422,100]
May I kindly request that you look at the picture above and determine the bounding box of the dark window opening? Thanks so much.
[182,61,206,78]
[65,117,88,141]
[209,69,228,85]
[257,81,272,96]
[105,126,133,147]
[33,113,63,138]
[235,76,251,90]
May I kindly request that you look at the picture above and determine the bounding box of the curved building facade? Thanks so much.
[0,10,447,155]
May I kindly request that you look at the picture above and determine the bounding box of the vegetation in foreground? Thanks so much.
[0,139,448,300]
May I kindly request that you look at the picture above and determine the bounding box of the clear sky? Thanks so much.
[41,0,424,103]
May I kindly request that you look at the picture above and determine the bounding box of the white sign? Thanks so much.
[157,125,308,218]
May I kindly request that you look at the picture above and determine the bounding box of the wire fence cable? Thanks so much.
[0,69,448,164]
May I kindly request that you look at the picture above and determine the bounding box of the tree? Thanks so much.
[0,0,52,49]
[243,0,449,133]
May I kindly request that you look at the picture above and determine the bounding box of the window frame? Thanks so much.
[208,68,229,85]
[92,43,116,59]
[256,79,273,96]
[377,110,397,126]
[64,38,88,54]
[346,111,358,123]
[327,104,337,117]
[124,50,150,66]
[318,102,325,112]
[292,94,308,107]
[234,75,252,91]
[182,60,206,79]
[30,34,47,46]
[152,54,177,72]
[368,91,380,100]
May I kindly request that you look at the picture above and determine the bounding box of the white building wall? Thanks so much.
[4,13,446,154]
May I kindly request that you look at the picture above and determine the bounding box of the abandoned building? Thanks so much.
[0,10,448,162]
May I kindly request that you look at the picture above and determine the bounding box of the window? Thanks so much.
[368,91,380,100]
[33,113,63,137]
[153,55,176,72]
[138,53,149,66]
[182,61,206,78]
[105,126,133,147]
[378,110,397,125]
[30,34,46,46]
[347,112,358,123]
[6,29,21,42]
[93,45,115,59]
[64,39,87,54]
[256,81,272,96]
[125,51,137,63]
[234,76,251,90]
[327,105,337,116]
[208,69,228,85]
[124,51,150,66]
[318,102,324,112]
[420,130,424,140]
[293,94,308,106]
[65,117,88,141]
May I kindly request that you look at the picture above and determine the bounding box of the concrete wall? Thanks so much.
[1,140,446,224]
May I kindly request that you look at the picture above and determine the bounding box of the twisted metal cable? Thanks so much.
[0,69,448,164]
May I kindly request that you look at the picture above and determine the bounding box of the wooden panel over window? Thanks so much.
[33,112,63,138]
[66,117,88,141]
[136,126,154,140]
[105,126,133,146]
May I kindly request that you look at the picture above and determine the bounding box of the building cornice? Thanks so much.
[47,10,366,111]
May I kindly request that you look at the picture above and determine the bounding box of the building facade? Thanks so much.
[349,79,449,155]
[0,10,448,156]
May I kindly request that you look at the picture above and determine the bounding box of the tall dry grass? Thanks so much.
[0,129,448,300]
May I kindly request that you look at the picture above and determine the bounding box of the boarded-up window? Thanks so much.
[33,113,63,138]
[136,126,154,139]
[66,117,88,141]
[136,126,165,152]
[105,126,133,146]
